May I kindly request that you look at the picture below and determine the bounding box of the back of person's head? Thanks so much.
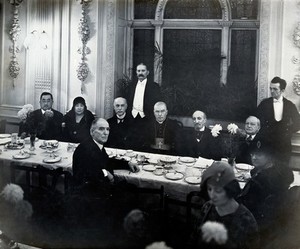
[271,76,287,90]
[200,161,240,200]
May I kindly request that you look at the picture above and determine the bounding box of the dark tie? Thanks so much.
[196,131,203,139]
[117,118,124,124]
[246,136,252,142]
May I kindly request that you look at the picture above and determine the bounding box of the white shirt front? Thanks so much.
[132,79,147,118]
[93,139,108,177]
[273,96,283,121]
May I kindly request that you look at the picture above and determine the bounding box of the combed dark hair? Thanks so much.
[271,76,287,90]
[40,92,53,100]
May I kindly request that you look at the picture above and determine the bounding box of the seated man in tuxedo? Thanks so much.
[181,110,220,160]
[236,116,262,164]
[144,102,181,155]
[106,97,133,149]
[26,92,63,140]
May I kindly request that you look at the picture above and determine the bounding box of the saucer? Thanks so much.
[142,164,156,172]
[165,172,184,181]
[13,153,30,160]
[43,156,61,163]
[185,176,201,185]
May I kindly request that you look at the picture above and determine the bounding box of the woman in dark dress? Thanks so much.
[188,161,259,249]
[62,97,94,143]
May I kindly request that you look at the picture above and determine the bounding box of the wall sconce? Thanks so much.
[8,0,24,82]
[23,30,49,50]
[76,0,92,94]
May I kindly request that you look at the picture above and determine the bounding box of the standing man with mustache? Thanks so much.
[127,63,162,149]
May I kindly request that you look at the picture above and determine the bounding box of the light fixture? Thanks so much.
[23,30,49,50]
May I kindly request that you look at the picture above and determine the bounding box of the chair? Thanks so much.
[0,119,6,133]
[186,191,205,229]
[10,162,67,196]
[134,185,165,211]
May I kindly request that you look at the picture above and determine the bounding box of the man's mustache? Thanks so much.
[138,74,144,77]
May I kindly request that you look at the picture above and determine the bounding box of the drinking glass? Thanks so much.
[29,133,36,151]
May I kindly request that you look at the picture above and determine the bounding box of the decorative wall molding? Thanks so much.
[293,22,300,48]
[257,0,271,104]
[292,75,300,96]
[103,0,116,118]
[8,0,23,83]
[77,0,91,93]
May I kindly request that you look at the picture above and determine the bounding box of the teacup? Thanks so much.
[137,154,145,163]
[154,166,164,175]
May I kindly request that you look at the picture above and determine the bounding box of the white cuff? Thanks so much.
[102,169,108,177]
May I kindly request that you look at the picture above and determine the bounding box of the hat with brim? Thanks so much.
[201,161,235,189]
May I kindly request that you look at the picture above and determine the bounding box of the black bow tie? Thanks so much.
[196,131,204,139]
[117,118,124,123]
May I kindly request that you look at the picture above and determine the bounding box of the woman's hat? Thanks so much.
[249,139,273,155]
[201,161,235,188]
[73,96,86,108]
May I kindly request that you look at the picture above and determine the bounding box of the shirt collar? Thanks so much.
[138,78,147,85]
[93,139,103,151]
[273,96,283,103]
[116,113,126,120]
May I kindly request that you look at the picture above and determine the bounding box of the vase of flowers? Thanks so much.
[17,104,33,138]
[211,123,241,166]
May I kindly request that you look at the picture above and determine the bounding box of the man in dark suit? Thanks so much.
[144,102,181,155]
[256,76,300,159]
[26,92,63,140]
[236,116,262,164]
[72,118,139,190]
[71,118,139,228]
[181,110,220,160]
[106,97,133,149]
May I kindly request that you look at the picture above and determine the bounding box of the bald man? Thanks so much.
[236,116,263,164]
[106,97,133,149]
[181,110,220,160]
[144,102,182,155]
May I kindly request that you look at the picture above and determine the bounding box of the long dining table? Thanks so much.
[0,136,299,202]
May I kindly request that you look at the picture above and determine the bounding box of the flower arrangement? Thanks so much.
[44,109,54,118]
[211,124,222,137]
[201,221,228,245]
[17,104,33,121]
[227,123,239,134]
[0,183,33,220]
[145,241,173,249]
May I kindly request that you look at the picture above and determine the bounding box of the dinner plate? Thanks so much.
[179,157,196,164]
[13,153,30,159]
[0,134,11,138]
[236,163,253,171]
[43,156,62,163]
[185,176,201,185]
[142,164,156,172]
[165,172,184,181]
[124,152,136,158]
[5,143,25,150]
[147,158,158,165]
[159,157,177,164]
